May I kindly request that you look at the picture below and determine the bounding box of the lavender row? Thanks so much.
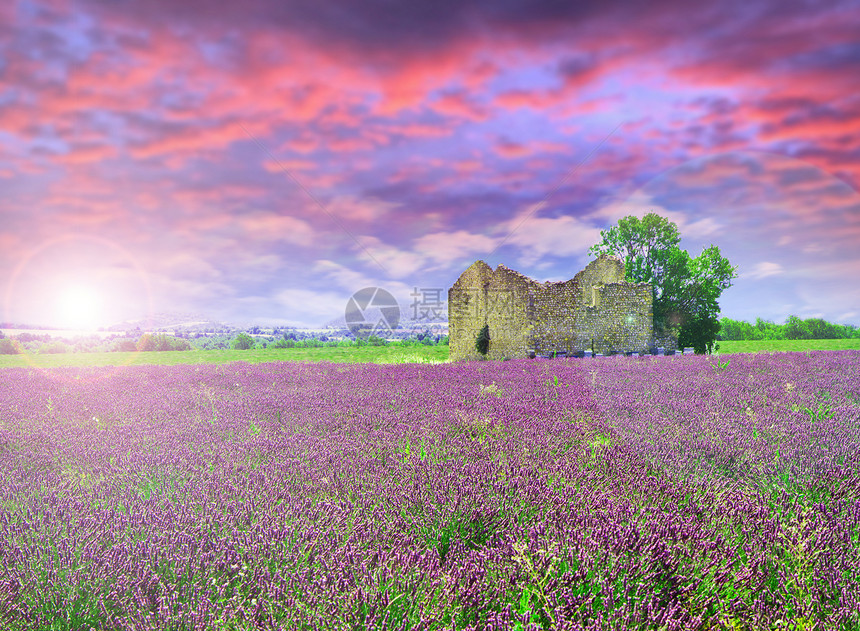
[0,352,858,629]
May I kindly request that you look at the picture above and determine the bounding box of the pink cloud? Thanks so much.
[2,0,857,327]
[388,162,433,184]
[262,158,317,172]
[452,159,484,174]
[460,59,499,91]
[127,119,262,162]
[496,139,532,159]
[54,143,118,165]
[370,43,482,115]
[495,89,550,110]
[483,138,569,179]
[279,134,319,154]
[237,213,316,245]
[0,101,42,138]
[326,196,400,222]
[430,91,489,121]
[759,109,860,143]
[323,136,380,153]
[172,182,267,205]
[385,121,458,139]
[298,172,345,189]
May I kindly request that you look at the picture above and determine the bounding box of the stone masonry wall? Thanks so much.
[652,329,680,353]
[448,262,534,361]
[449,256,654,361]
[574,283,653,355]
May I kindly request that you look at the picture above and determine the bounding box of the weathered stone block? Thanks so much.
[448,256,658,361]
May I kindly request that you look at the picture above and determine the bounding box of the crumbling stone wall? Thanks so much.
[447,261,534,361]
[448,256,656,361]
[652,329,680,353]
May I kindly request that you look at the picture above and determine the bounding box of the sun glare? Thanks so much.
[56,284,104,331]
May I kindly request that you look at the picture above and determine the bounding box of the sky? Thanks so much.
[1,0,859,331]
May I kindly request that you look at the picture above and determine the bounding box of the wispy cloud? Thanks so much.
[745,262,784,280]
[0,0,857,327]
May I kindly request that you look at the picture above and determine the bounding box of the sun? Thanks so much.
[55,283,105,330]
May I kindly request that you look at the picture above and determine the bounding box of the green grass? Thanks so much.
[2,338,857,369]
[0,344,450,369]
[716,339,860,355]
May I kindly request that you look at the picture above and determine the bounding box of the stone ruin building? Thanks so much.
[448,255,660,361]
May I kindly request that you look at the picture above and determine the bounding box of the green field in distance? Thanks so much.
[0,344,450,369]
[1,338,858,369]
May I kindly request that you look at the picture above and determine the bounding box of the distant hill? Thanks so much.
[106,312,233,333]
[322,301,448,333]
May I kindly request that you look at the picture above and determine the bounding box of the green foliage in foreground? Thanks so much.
[0,344,450,369]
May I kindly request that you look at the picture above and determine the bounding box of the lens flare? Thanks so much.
[55,283,104,330]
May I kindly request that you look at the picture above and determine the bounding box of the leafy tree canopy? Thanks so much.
[231,332,255,350]
[591,213,681,286]
[589,213,738,353]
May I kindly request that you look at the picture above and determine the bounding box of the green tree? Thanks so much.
[719,317,755,341]
[0,338,18,354]
[113,338,137,352]
[783,315,809,340]
[39,340,69,354]
[804,317,842,339]
[754,317,784,340]
[156,335,174,351]
[589,213,737,353]
[719,316,858,341]
[136,333,191,351]
[137,334,157,351]
[678,313,721,354]
[783,316,844,340]
[475,324,490,356]
[592,213,681,287]
[232,332,255,350]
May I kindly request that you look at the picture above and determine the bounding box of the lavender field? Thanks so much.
[0,352,858,630]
